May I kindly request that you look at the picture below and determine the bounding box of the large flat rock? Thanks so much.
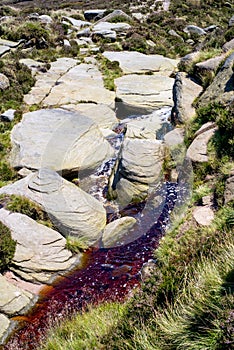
[0,169,107,246]
[62,103,118,129]
[115,74,174,116]
[10,108,114,174]
[42,63,115,107]
[24,57,78,105]
[0,208,79,283]
[103,51,178,75]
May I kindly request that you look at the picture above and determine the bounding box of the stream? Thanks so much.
[3,107,192,350]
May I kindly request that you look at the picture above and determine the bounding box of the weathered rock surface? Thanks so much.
[97,9,131,23]
[115,74,174,116]
[172,72,203,123]
[193,206,214,226]
[42,62,115,107]
[0,274,33,316]
[0,208,79,283]
[222,38,234,53]
[187,123,217,162]
[164,128,185,148]
[92,29,117,41]
[0,169,107,245]
[124,107,171,139]
[102,216,136,248]
[103,51,178,75]
[199,52,234,107]
[0,38,22,48]
[0,73,10,90]
[0,109,15,122]
[0,313,10,343]
[24,57,78,105]
[93,21,131,33]
[10,108,114,173]
[184,25,206,36]
[0,45,10,57]
[120,139,164,183]
[62,16,91,28]
[84,9,106,21]
[224,176,234,204]
[20,58,49,76]
[62,103,118,129]
[194,55,225,82]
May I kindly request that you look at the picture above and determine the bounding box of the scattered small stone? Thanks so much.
[0,109,15,122]
[0,73,10,90]
[224,176,234,204]
[193,206,214,226]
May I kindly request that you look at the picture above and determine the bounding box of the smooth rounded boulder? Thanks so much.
[10,108,114,175]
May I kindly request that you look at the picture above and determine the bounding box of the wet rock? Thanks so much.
[187,123,217,162]
[140,259,157,281]
[102,216,137,248]
[103,51,178,75]
[172,72,203,123]
[0,208,79,283]
[224,176,234,204]
[0,169,107,246]
[114,177,149,205]
[198,52,234,107]
[62,103,118,129]
[0,274,33,316]
[124,108,171,139]
[115,74,174,116]
[10,108,114,173]
[0,73,10,90]
[193,206,214,226]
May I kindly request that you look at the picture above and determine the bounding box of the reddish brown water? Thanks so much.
[3,183,177,350]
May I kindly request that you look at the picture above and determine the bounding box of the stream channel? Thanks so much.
[3,107,192,350]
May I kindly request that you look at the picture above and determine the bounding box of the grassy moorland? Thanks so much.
[0,0,233,349]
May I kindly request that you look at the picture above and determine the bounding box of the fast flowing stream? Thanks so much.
[3,107,192,350]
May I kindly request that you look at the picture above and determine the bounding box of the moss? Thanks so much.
[0,221,16,272]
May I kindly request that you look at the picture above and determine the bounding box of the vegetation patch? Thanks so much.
[0,221,16,272]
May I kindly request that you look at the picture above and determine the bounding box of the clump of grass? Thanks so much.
[38,302,125,350]
[0,195,54,228]
[96,55,122,91]
[0,221,16,272]
[65,236,88,253]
